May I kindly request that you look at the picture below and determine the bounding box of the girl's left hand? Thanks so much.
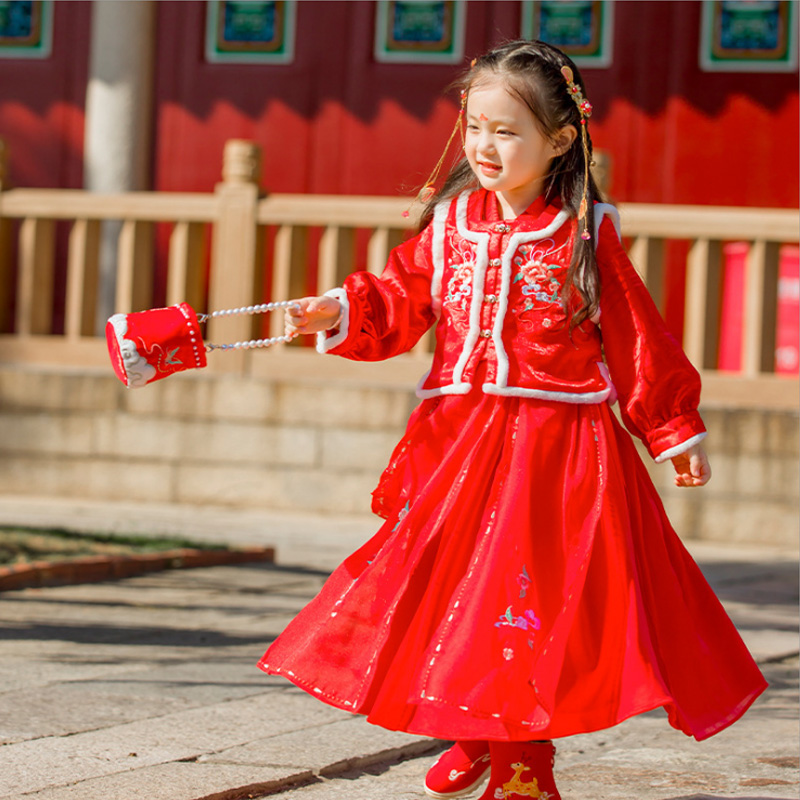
[671,443,711,488]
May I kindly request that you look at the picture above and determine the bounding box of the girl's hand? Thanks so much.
[285,296,342,336]
[671,443,711,488]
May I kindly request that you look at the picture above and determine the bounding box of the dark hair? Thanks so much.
[418,40,604,328]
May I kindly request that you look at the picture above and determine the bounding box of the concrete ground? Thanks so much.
[0,497,797,800]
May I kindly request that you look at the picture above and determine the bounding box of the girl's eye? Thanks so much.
[497,129,515,136]
[466,124,479,132]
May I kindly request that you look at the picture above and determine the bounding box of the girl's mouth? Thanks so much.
[477,161,501,176]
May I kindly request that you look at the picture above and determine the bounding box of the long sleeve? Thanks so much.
[316,222,437,361]
[597,218,707,462]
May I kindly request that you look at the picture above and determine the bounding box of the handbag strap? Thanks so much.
[199,301,301,351]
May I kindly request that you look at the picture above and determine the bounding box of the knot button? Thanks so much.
[484,294,498,304]
[494,224,511,233]
[489,258,501,267]
[479,329,492,338]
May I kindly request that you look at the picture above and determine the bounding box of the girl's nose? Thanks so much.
[477,132,495,155]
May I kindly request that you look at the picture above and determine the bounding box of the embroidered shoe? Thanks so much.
[424,740,491,799]
[478,740,561,800]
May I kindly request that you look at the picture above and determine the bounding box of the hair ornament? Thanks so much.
[560,65,593,240]
[402,88,468,218]
[560,66,592,119]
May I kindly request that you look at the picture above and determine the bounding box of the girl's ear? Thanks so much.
[552,125,578,157]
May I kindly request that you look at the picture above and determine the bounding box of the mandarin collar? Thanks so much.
[468,189,562,231]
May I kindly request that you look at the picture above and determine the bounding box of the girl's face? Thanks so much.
[464,78,575,218]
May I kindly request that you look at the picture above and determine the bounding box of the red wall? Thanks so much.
[0,0,796,208]
[595,1,798,207]
[0,2,91,189]
[153,1,522,196]
[152,0,798,208]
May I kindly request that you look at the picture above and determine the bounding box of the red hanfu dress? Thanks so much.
[258,190,767,742]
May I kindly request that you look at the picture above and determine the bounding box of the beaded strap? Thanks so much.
[199,300,300,352]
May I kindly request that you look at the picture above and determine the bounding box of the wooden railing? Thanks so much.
[621,204,797,377]
[0,139,797,402]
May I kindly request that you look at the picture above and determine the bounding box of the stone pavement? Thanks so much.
[0,497,797,800]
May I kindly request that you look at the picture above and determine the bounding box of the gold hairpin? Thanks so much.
[561,66,594,240]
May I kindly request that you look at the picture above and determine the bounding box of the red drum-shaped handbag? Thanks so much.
[106,303,206,388]
[106,301,297,388]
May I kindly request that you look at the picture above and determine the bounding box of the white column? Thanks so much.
[84,0,156,327]
[84,0,155,193]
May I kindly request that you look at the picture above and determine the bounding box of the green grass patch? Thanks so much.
[0,526,230,566]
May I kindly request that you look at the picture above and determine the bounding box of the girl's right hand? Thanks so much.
[285,296,343,336]
[671,443,711,488]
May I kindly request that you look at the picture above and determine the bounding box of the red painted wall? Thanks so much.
[0,0,796,209]
[153,0,522,196]
[0,1,90,189]
[592,1,798,208]
[152,0,798,208]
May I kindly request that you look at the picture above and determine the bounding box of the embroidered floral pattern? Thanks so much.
[514,264,561,307]
[443,235,478,312]
[510,239,569,330]
[446,265,473,311]
[495,564,541,651]
[495,607,541,633]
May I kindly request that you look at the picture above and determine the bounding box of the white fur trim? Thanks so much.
[482,361,613,404]
[654,432,708,463]
[594,203,621,240]
[108,313,128,352]
[451,191,490,385]
[493,242,513,386]
[315,288,350,354]
[109,313,156,388]
[481,382,613,404]
[430,201,449,317]
[415,364,473,398]
[492,211,570,387]
[415,380,473,399]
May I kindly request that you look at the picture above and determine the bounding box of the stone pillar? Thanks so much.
[207,141,264,373]
[83,0,156,329]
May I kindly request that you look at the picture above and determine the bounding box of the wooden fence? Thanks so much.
[0,138,797,404]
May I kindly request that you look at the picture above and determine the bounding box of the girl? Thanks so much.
[258,40,766,800]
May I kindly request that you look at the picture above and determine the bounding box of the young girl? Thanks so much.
[258,40,766,800]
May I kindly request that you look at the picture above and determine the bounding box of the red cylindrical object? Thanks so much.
[106,302,207,388]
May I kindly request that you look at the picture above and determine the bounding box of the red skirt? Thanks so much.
[258,389,767,742]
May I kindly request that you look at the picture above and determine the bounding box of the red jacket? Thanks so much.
[318,189,706,462]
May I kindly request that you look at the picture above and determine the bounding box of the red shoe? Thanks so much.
[424,740,491,798]
[478,740,561,800]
